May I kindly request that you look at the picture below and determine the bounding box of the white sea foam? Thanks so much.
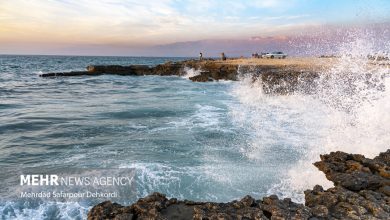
[34,71,43,76]
[119,163,186,199]
[181,67,201,79]
[0,201,89,220]
[228,30,390,203]
[167,104,228,131]
[2,29,389,220]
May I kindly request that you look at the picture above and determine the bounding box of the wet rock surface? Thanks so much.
[39,59,319,94]
[305,150,390,219]
[88,150,390,220]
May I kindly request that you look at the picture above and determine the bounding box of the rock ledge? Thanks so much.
[88,150,390,220]
[39,59,324,94]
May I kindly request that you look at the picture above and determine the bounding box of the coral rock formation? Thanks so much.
[88,150,390,219]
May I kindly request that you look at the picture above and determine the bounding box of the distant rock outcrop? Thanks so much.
[88,150,390,220]
[40,59,322,95]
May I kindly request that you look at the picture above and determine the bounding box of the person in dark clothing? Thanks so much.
[221,52,226,61]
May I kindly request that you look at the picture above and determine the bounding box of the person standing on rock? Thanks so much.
[221,52,226,61]
[199,52,203,61]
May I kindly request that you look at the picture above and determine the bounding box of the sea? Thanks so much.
[0,37,389,219]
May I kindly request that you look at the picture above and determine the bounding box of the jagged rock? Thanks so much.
[304,150,390,219]
[86,65,151,75]
[192,196,266,220]
[260,195,311,219]
[88,150,390,220]
[305,185,390,219]
[189,73,212,82]
[314,151,390,192]
[39,59,321,95]
[183,61,238,81]
[152,62,183,76]
[88,201,127,220]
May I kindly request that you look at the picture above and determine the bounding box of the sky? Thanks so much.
[0,0,389,56]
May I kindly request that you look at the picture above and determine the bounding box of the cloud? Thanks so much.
[0,0,305,46]
[263,14,311,21]
[250,0,287,9]
[2,0,387,56]
[0,0,182,44]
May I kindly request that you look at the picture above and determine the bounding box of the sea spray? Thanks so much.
[229,30,390,203]
[182,67,201,79]
[229,73,333,202]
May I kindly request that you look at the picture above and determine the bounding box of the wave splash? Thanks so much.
[182,67,201,79]
[229,30,390,203]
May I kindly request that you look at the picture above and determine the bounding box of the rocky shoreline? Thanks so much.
[88,150,390,220]
[39,58,327,94]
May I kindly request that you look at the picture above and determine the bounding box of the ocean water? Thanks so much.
[1,37,389,219]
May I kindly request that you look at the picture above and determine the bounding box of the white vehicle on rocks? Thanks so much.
[263,52,287,59]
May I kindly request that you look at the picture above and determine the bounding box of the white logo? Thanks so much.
[20,175,59,186]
